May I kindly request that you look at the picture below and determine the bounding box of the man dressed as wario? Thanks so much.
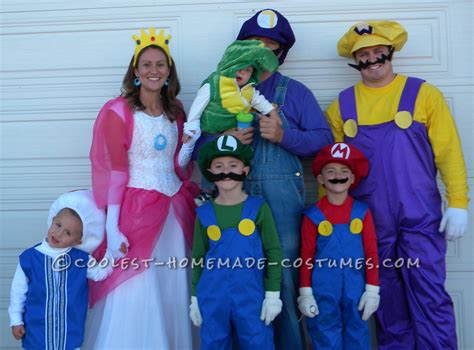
[326,20,469,349]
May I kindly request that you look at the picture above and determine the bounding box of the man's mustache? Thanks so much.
[348,47,394,71]
[207,172,246,182]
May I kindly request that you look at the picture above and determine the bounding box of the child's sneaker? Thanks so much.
[194,191,215,207]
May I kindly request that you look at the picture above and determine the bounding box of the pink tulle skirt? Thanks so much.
[83,205,196,349]
[89,181,197,307]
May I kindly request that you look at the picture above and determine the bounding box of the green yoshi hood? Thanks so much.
[215,40,279,85]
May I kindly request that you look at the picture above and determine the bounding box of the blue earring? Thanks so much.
[134,77,141,87]
[164,79,169,87]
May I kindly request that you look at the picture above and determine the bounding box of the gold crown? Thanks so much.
[132,27,172,66]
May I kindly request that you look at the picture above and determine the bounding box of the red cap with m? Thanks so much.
[312,142,369,189]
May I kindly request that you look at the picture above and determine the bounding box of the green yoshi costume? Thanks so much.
[185,40,279,137]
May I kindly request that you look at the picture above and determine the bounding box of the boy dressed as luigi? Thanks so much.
[298,142,380,349]
[189,135,283,349]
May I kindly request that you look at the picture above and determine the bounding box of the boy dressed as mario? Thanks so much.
[298,142,380,349]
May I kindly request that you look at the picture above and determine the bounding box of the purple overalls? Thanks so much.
[339,77,457,349]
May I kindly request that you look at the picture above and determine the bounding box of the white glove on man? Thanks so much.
[439,207,468,241]
[260,291,283,326]
[297,287,319,318]
[189,296,202,327]
[106,204,129,258]
[358,284,380,321]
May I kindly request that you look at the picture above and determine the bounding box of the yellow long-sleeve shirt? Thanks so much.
[326,74,468,208]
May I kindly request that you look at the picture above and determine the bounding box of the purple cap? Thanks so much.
[237,9,295,65]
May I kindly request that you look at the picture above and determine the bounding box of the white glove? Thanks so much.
[358,284,380,321]
[183,120,201,138]
[439,207,468,241]
[178,127,201,167]
[106,204,129,258]
[297,287,319,318]
[260,291,283,326]
[189,296,202,327]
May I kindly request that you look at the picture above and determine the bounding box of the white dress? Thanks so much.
[83,111,194,350]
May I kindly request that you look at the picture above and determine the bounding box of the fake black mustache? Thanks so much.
[207,172,247,182]
[328,178,349,184]
[348,48,394,71]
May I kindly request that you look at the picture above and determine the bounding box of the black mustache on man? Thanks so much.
[348,47,394,71]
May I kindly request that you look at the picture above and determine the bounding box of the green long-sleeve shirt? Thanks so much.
[191,199,283,296]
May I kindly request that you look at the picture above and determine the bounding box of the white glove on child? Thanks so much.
[297,287,319,318]
[178,127,201,167]
[183,120,201,138]
[189,296,202,327]
[106,204,129,258]
[358,284,380,321]
[260,291,283,326]
[439,207,468,241]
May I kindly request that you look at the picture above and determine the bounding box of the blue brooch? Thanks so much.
[154,134,167,150]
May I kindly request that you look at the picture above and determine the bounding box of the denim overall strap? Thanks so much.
[274,76,290,125]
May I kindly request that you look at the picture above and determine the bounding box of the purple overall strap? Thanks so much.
[339,86,357,123]
[397,77,425,114]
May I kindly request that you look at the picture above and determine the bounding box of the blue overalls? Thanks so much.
[20,246,89,350]
[304,200,370,350]
[244,75,305,350]
[196,196,274,350]
[339,77,456,349]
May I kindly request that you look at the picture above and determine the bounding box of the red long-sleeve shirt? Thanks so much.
[300,196,379,287]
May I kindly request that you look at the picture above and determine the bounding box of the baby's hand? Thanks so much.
[182,134,191,144]
[12,325,25,340]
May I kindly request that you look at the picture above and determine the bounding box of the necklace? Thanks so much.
[142,105,167,150]
[144,106,163,117]
[140,99,167,150]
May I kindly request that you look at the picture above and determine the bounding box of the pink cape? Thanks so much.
[88,97,198,307]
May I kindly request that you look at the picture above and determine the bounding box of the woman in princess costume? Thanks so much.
[83,27,199,349]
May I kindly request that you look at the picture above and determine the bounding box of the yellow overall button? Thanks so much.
[207,225,221,241]
[318,220,333,236]
[343,119,358,138]
[350,218,363,234]
[238,219,256,236]
[394,111,413,129]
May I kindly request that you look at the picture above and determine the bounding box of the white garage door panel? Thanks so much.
[447,273,474,350]
[2,120,93,158]
[1,1,472,349]
[265,13,447,73]
[441,91,474,173]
